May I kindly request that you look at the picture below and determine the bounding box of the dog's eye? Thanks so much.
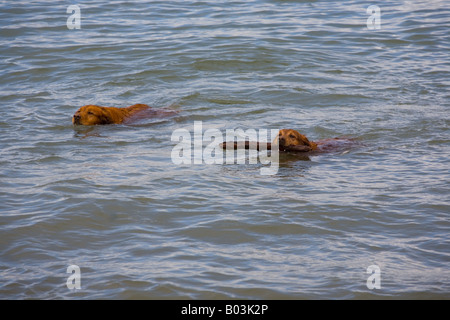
[88,111,94,115]
[289,134,295,138]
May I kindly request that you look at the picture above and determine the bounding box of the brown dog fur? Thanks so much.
[275,129,318,152]
[72,104,153,125]
[275,129,355,152]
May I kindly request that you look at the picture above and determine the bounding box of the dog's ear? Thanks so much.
[99,109,113,124]
[301,135,318,150]
[290,131,317,150]
[296,133,310,145]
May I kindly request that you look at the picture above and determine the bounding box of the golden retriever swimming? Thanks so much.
[72,104,175,125]
[275,129,318,152]
[221,129,355,153]
[275,129,356,152]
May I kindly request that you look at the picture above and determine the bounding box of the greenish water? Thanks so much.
[0,1,449,299]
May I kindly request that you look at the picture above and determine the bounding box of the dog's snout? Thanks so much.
[72,112,81,125]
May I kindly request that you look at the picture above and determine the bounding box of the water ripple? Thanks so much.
[1,0,449,299]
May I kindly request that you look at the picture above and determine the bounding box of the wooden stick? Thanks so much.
[220,141,272,151]
[281,145,312,152]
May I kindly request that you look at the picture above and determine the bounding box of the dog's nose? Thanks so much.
[72,114,81,124]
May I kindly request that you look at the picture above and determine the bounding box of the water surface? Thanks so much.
[0,0,449,299]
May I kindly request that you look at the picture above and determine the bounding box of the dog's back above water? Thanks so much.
[72,104,176,125]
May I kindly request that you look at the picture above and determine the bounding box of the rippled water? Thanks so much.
[1,0,449,299]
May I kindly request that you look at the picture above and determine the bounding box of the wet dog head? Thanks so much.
[274,129,318,151]
[72,105,114,125]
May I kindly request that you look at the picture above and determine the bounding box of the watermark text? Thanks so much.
[366,264,381,289]
[367,5,381,30]
[66,264,81,290]
[67,5,81,30]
